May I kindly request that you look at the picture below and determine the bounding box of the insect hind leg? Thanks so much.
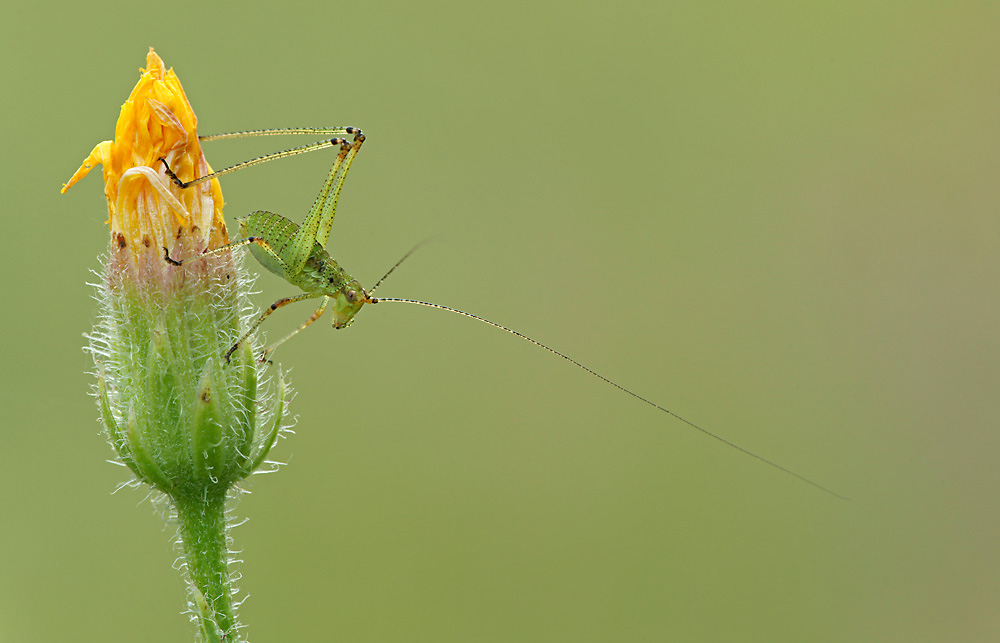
[158,126,365,189]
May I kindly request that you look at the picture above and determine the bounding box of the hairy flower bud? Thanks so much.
[64,48,287,642]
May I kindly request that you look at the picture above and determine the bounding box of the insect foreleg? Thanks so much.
[224,292,323,362]
[260,297,331,361]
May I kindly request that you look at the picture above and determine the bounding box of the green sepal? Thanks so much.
[246,373,287,475]
[97,370,133,473]
[230,349,260,475]
[191,359,226,485]
[125,402,173,492]
[144,318,182,447]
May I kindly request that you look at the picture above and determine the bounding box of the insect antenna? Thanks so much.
[368,296,847,500]
[366,238,440,297]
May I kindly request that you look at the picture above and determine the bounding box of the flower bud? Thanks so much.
[64,48,286,642]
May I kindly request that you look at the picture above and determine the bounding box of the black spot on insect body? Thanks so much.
[116,233,127,249]
[142,235,151,248]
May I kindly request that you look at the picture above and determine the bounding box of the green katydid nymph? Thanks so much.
[161,126,845,500]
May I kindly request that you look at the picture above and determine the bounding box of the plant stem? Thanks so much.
[174,488,236,641]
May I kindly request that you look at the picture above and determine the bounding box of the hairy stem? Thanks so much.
[174,489,236,641]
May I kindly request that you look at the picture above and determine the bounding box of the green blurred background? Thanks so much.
[2,1,997,641]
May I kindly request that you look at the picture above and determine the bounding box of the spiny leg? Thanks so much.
[224,292,322,362]
[314,130,365,248]
[199,126,362,142]
[295,129,365,256]
[259,296,331,362]
[159,127,365,276]
[235,137,355,276]
[159,128,362,189]
[163,235,274,266]
[160,136,359,276]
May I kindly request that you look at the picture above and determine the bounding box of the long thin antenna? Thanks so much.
[367,238,439,296]
[370,296,847,500]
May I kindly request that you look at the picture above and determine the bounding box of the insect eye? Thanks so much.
[345,289,357,303]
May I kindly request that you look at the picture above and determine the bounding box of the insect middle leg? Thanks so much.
[163,235,273,266]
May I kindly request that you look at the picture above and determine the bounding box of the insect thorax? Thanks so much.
[298,245,355,295]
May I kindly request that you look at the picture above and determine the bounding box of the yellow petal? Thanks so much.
[63,48,228,254]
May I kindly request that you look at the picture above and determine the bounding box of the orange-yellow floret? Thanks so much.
[63,48,227,254]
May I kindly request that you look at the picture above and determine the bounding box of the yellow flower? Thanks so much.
[63,47,228,259]
[65,49,287,641]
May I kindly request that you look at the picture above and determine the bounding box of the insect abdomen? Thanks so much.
[239,211,300,279]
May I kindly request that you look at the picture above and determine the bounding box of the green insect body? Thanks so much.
[239,210,367,329]
[162,125,845,499]
[163,127,370,359]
